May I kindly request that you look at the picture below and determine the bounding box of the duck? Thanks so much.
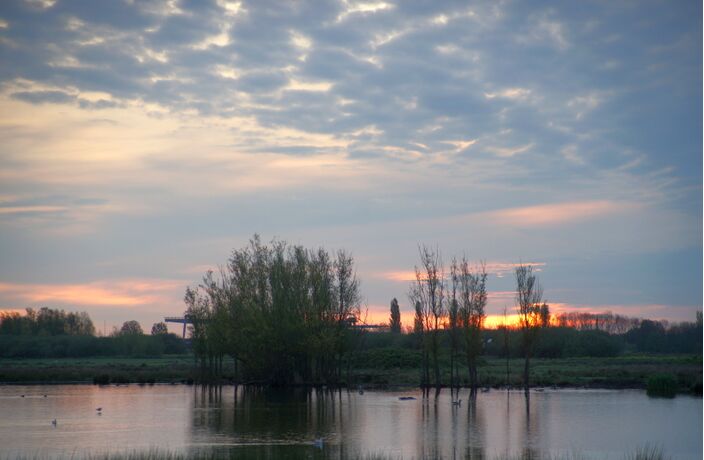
[51,419,57,427]
[451,399,462,407]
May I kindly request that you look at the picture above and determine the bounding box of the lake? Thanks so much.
[0,385,700,459]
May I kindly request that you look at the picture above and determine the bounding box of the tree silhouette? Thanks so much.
[120,320,143,335]
[389,298,401,333]
[515,264,543,392]
[151,322,168,335]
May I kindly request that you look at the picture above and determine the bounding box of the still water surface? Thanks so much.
[0,385,700,459]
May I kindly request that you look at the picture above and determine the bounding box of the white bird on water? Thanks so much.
[313,438,324,449]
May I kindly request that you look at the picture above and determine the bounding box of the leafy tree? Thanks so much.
[389,298,401,333]
[184,235,363,385]
[119,320,143,336]
[0,308,94,336]
[151,322,168,335]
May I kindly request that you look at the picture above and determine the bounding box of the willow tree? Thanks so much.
[184,235,362,385]
[515,264,544,392]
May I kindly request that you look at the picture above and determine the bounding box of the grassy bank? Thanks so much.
[0,353,700,393]
[0,355,206,384]
[348,352,702,393]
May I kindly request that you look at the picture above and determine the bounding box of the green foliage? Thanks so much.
[626,319,702,354]
[119,320,144,336]
[185,235,363,384]
[0,307,95,336]
[646,373,678,398]
[0,333,187,358]
[349,347,421,369]
[151,322,169,335]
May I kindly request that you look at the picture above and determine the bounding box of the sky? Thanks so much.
[0,0,701,334]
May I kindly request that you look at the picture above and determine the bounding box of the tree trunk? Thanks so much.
[523,353,530,393]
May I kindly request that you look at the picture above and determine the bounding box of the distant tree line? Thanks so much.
[0,307,95,336]
[0,308,187,358]
[183,235,364,385]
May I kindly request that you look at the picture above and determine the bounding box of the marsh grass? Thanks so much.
[645,374,678,398]
[3,445,669,460]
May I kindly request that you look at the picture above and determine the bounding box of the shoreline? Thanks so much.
[1,354,700,395]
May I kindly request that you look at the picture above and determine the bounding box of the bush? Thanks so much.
[646,373,678,398]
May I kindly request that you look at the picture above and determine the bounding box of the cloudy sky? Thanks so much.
[0,0,701,333]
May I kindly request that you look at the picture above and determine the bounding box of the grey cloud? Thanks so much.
[11,89,75,104]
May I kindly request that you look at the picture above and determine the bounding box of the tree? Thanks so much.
[183,235,364,385]
[389,298,401,333]
[120,320,143,335]
[539,303,551,328]
[411,245,445,387]
[456,258,487,390]
[448,262,460,388]
[0,308,94,336]
[515,264,544,392]
[501,307,511,386]
[151,322,168,335]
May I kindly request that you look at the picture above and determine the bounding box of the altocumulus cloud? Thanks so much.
[0,0,700,328]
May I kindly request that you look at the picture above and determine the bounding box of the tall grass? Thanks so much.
[3,446,671,459]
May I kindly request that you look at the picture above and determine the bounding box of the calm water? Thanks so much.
[0,385,700,459]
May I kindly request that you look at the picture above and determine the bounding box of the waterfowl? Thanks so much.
[451,399,462,407]
[313,438,324,449]
[51,419,57,427]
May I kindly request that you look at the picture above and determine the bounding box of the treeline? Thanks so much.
[184,236,363,385]
[0,308,95,336]
[0,308,188,358]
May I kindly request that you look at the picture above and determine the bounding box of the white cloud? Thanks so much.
[485,143,534,158]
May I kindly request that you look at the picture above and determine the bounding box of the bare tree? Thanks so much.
[502,307,510,387]
[448,260,461,389]
[411,245,445,387]
[515,264,544,392]
[457,258,487,390]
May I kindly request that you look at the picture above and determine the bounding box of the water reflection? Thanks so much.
[0,385,700,459]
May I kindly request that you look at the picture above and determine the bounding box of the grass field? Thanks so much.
[0,355,204,384]
[349,353,702,393]
[0,353,700,393]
